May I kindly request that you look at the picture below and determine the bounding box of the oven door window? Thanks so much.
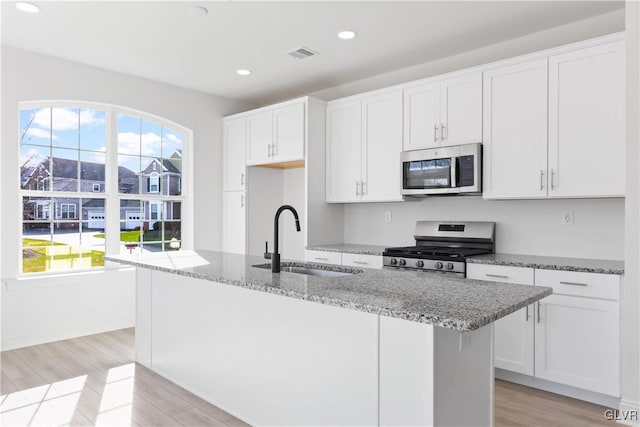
[403,158,452,189]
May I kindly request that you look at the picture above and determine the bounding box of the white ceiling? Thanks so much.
[2,1,624,104]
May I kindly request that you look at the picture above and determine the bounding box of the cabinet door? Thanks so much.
[223,118,247,191]
[548,41,625,198]
[273,102,305,162]
[482,59,549,199]
[534,294,620,396]
[222,191,246,254]
[466,264,535,375]
[326,100,362,203]
[403,81,441,151]
[246,111,273,165]
[440,72,482,146]
[361,89,404,202]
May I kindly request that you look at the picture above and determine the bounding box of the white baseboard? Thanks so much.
[616,399,640,426]
[1,320,134,351]
[495,368,621,408]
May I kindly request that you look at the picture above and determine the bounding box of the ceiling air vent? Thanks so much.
[288,47,319,59]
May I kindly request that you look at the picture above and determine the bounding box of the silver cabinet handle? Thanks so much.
[361,181,367,195]
[272,143,277,156]
[441,124,446,140]
[241,173,245,186]
[315,257,329,261]
[240,194,245,208]
[352,261,368,265]
[540,170,545,191]
[356,180,360,196]
[486,274,509,279]
[433,124,438,142]
[537,302,541,323]
[525,305,530,322]
[559,281,588,287]
[268,145,272,158]
[551,169,556,190]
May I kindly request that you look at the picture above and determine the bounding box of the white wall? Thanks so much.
[1,46,250,349]
[343,197,624,260]
[623,0,640,420]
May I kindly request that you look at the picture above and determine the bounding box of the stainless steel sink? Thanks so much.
[253,263,361,277]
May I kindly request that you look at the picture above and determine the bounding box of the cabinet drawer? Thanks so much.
[342,253,383,269]
[535,269,620,300]
[304,250,342,265]
[466,264,534,285]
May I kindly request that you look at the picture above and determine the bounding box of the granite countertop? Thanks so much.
[305,243,388,256]
[104,250,551,332]
[466,253,624,275]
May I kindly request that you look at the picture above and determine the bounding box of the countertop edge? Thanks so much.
[105,255,551,332]
[466,257,625,275]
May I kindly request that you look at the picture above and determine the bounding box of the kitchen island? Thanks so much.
[105,250,551,426]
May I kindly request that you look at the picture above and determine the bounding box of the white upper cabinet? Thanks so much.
[483,59,549,199]
[223,117,247,192]
[361,90,403,202]
[548,40,625,198]
[403,72,482,151]
[273,102,305,162]
[440,73,483,145]
[246,111,273,165]
[403,81,440,150]
[326,88,403,203]
[246,102,306,166]
[326,100,362,203]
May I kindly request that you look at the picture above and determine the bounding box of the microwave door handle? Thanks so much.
[450,158,457,188]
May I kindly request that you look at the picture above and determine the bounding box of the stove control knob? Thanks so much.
[389,258,398,265]
[416,260,424,268]
[435,262,444,269]
[399,259,407,266]
[446,263,455,270]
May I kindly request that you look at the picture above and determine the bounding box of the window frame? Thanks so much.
[18,100,193,277]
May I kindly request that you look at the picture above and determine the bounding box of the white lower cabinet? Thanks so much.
[467,264,535,375]
[304,249,342,265]
[342,253,383,269]
[304,249,383,269]
[467,263,621,397]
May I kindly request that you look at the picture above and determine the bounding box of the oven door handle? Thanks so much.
[450,157,457,189]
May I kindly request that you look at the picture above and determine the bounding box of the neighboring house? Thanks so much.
[21,153,181,231]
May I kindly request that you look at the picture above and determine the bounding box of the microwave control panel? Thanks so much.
[458,155,475,187]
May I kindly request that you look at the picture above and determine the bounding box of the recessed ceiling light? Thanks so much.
[236,69,252,76]
[338,30,357,40]
[188,5,208,16]
[15,2,40,13]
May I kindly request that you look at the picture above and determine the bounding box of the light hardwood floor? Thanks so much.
[1,329,617,426]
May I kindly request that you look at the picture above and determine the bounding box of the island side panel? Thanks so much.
[148,270,379,426]
[135,268,152,367]
[379,316,435,426]
[434,325,494,427]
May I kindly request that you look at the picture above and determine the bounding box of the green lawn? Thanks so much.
[22,238,104,273]
[94,230,143,242]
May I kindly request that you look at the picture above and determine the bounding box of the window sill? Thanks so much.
[3,265,136,291]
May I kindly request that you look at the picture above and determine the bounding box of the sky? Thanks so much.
[19,107,183,183]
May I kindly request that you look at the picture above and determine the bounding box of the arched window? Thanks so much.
[19,102,191,275]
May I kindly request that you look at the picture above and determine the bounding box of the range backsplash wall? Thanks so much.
[343,197,624,260]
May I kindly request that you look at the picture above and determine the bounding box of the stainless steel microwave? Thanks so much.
[401,143,482,196]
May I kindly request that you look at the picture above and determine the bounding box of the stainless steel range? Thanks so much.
[383,221,495,277]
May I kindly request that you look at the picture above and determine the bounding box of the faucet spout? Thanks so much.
[271,205,301,273]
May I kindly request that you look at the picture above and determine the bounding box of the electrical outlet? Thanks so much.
[561,210,574,226]
[384,211,392,223]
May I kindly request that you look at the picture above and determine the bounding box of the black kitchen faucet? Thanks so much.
[264,205,301,273]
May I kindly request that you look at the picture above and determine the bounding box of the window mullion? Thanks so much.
[105,109,120,256]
